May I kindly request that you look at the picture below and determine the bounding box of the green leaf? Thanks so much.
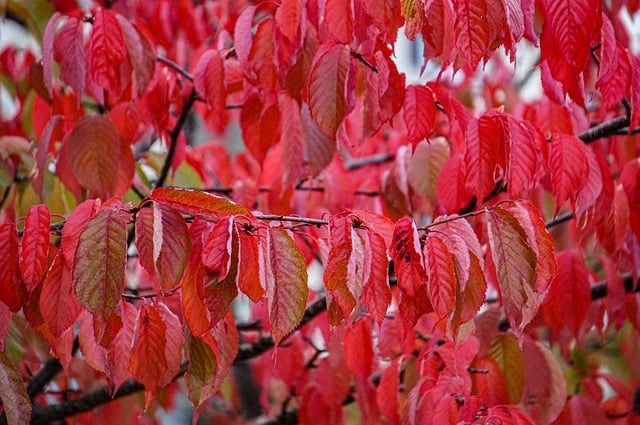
[490,333,525,404]
[267,227,309,344]
[73,207,127,319]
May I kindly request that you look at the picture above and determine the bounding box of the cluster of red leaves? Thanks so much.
[2,0,640,424]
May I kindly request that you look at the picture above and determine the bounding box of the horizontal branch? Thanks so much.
[578,115,630,144]
[344,153,394,171]
[27,298,328,424]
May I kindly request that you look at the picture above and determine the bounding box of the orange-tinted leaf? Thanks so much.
[181,218,212,336]
[408,138,450,201]
[186,330,217,407]
[267,227,309,344]
[403,85,436,144]
[73,207,127,320]
[489,333,525,404]
[307,42,351,137]
[150,187,253,219]
[237,228,265,302]
[325,216,357,320]
[61,199,100,267]
[130,304,167,405]
[0,351,31,425]
[21,204,50,293]
[0,223,27,312]
[153,204,191,292]
[40,252,81,337]
[134,207,155,276]
[391,218,426,297]
[66,115,122,199]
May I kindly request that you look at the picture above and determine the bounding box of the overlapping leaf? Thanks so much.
[20,204,50,293]
[266,227,309,344]
[307,42,351,137]
[89,8,127,95]
[0,352,31,425]
[73,207,127,320]
[150,187,253,219]
[402,85,436,144]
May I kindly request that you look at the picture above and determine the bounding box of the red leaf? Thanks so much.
[153,204,191,292]
[324,216,357,321]
[344,319,374,378]
[66,115,123,199]
[116,15,156,96]
[0,351,31,425]
[324,0,354,44]
[474,405,536,424]
[465,114,506,202]
[275,0,303,45]
[543,249,590,337]
[266,227,309,344]
[248,18,278,91]
[134,207,156,277]
[301,102,335,176]
[0,223,27,312]
[20,204,50,293]
[505,118,538,198]
[52,16,85,100]
[486,205,539,331]
[377,358,401,424]
[107,301,137,391]
[40,252,81,337]
[521,336,567,424]
[202,216,234,280]
[402,85,436,144]
[193,49,227,132]
[554,394,608,425]
[73,207,127,320]
[390,218,426,299]
[540,0,601,104]
[181,218,212,336]
[89,8,127,95]
[233,5,256,68]
[358,228,391,324]
[550,134,588,213]
[237,228,265,302]
[279,93,309,187]
[307,42,351,137]
[150,187,253,219]
[453,0,491,72]
[436,154,472,213]
[424,235,457,321]
[61,199,100,267]
[42,12,62,97]
[201,226,239,329]
[129,304,168,406]
[241,91,281,163]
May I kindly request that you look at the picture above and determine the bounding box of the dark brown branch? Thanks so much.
[156,56,194,81]
[545,211,574,229]
[578,115,630,144]
[26,339,79,399]
[155,89,198,189]
[27,298,327,424]
[350,50,379,73]
[344,153,394,171]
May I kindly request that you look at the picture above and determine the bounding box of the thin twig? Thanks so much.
[255,215,329,227]
[156,56,194,81]
[155,89,198,189]
[344,153,394,171]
